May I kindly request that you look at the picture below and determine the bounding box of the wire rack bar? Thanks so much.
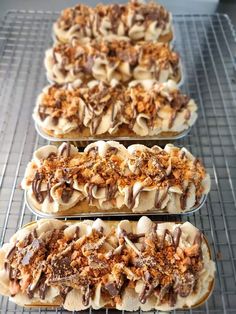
[0,11,235,313]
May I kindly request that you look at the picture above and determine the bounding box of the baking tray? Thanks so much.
[0,11,236,314]
[25,190,207,219]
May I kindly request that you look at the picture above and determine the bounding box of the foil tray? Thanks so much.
[35,122,191,143]
[25,191,207,219]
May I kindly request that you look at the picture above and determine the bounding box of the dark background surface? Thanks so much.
[0,0,235,26]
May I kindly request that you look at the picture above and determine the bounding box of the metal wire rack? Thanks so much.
[0,10,235,314]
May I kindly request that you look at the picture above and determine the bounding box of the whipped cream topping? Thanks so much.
[33,79,197,137]
[53,0,173,44]
[0,217,215,311]
[22,141,210,214]
[45,39,181,84]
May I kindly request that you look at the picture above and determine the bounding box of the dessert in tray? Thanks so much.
[0,217,215,311]
[33,80,197,139]
[43,0,186,141]
[45,39,181,84]
[0,0,216,311]
[22,141,210,216]
[53,0,173,44]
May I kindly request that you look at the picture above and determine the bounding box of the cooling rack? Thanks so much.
[0,10,235,314]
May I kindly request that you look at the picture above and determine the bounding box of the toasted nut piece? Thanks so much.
[82,168,93,178]
[90,174,105,185]
[179,264,188,273]
[182,256,191,266]
[176,247,184,259]
[184,244,200,257]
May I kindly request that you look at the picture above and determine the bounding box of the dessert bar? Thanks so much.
[53,0,173,44]
[45,40,181,84]
[0,217,215,311]
[34,80,197,139]
[22,141,210,215]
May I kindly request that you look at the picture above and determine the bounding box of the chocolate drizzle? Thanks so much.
[59,142,71,158]
[194,231,203,260]
[82,285,92,306]
[47,176,53,203]
[139,283,154,304]
[86,146,98,156]
[162,229,173,245]
[61,182,74,203]
[180,184,190,211]
[105,184,117,200]
[88,183,95,204]
[106,146,118,156]
[128,185,143,209]
[32,172,45,204]
[168,110,177,128]
[8,267,19,281]
[194,231,202,246]
[38,107,48,121]
[6,245,17,260]
[38,275,49,300]
[91,116,102,135]
[154,184,169,209]
[173,227,181,247]
[60,286,73,301]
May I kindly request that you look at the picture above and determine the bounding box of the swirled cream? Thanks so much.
[0,217,215,311]
[45,39,181,84]
[33,80,197,138]
[22,141,210,214]
[53,0,173,44]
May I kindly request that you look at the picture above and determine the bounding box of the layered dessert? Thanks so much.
[33,80,197,138]
[45,39,181,84]
[53,0,173,44]
[22,141,210,215]
[0,217,215,311]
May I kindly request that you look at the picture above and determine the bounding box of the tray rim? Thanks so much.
[25,190,207,219]
[35,122,192,142]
